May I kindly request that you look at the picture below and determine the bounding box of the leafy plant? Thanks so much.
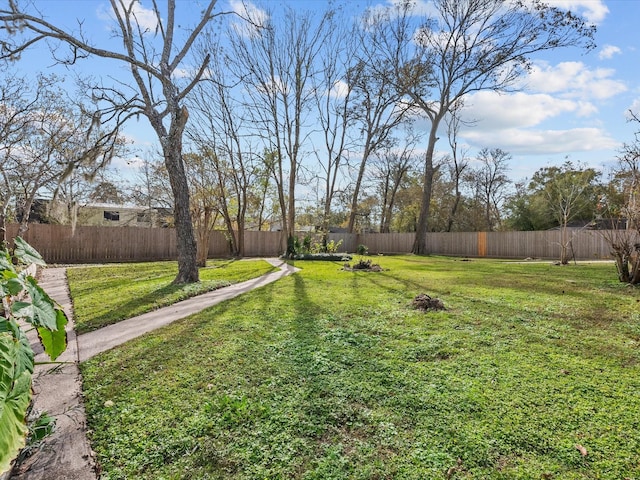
[0,237,68,475]
[325,239,343,253]
[301,234,312,254]
[356,244,369,255]
[287,235,303,257]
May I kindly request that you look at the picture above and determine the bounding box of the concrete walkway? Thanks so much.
[12,258,298,480]
[78,259,299,361]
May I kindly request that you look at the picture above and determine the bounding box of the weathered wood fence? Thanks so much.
[6,223,636,264]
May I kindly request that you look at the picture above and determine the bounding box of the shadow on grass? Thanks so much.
[367,258,620,308]
[76,279,230,334]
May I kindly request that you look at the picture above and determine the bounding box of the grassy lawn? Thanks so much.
[78,256,640,479]
[68,259,277,334]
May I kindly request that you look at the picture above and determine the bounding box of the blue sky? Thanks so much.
[451,0,640,181]
[8,0,640,184]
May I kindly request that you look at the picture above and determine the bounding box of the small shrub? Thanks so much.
[302,235,312,254]
[356,244,369,256]
[326,239,343,253]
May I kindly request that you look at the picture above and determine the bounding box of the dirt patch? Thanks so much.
[342,259,384,272]
[411,293,446,312]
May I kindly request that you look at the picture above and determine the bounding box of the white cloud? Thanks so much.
[172,68,191,79]
[626,98,640,119]
[111,155,146,171]
[329,80,350,99]
[456,90,618,157]
[128,2,159,31]
[255,76,289,96]
[599,44,622,60]
[462,127,618,155]
[461,91,591,130]
[98,1,160,33]
[230,0,269,38]
[523,61,627,100]
[548,0,609,24]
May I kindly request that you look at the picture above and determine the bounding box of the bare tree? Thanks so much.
[45,165,93,231]
[188,41,264,257]
[128,151,174,222]
[46,162,127,232]
[374,0,595,253]
[345,10,411,234]
[0,75,121,239]
[13,106,121,236]
[312,16,357,244]
[599,112,640,283]
[228,5,331,255]
[183,152,220,266]
[530,161,600,264]
[0,0,229,283]
[468,148,511,232]
[0,71,43,241]
[443,105,470,232]
[370,137,419,233]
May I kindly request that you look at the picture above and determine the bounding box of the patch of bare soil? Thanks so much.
[411,293,446,312]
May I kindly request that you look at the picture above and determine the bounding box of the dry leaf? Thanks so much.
[575,444,588,456]
[445,458,464,478]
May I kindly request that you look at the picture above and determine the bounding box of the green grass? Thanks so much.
[79,256,640,479]
[68,259,277,333]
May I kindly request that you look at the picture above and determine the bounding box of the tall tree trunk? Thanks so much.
[560,225,569,265]
[18,190,38,236]
[485,194,493,232]
[347,146,371,233]
[446,192,462,232]
[237,194,248,257]
[221,211,238,256]
[384,183,402,233]
[0,212,6,245]
[630,244,640,285]
[237,227,245,257]
[379,176,391,233]
[160,108,199,284]
[321,196,331,249]
[413,122,440,254]
[287,165,296,254]
[195,207,214,267]
[614,249,631,283]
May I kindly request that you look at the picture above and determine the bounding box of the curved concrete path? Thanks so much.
[12,258,298,480]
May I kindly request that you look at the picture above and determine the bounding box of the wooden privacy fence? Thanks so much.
[6,223,637,264]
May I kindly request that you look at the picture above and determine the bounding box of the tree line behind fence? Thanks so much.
[7,224,636,264]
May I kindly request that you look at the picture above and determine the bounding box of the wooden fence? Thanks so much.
[6,223,637,264]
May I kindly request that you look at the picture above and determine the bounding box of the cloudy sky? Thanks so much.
[9,0,640,182]
[452,0,639,180]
